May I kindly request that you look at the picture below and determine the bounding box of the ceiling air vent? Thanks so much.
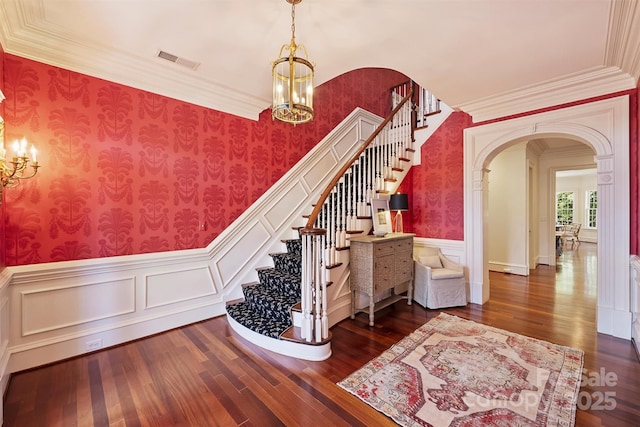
[156,50,200,71]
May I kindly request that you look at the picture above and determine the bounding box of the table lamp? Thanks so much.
[389,193,408,233]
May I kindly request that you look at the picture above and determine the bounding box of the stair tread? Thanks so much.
[257,267,301,280]
[280,326,332,345]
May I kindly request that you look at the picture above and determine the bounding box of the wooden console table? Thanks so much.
[349,233,414,326]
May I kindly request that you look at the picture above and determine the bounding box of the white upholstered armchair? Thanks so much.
[413,247,467,309]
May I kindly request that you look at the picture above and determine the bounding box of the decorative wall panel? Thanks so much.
[263,183,308,231]
[331,124,359,158]
[21,278,135,335]
[145,267,216,309]
[302,151,337,191]
[215,222,271,284]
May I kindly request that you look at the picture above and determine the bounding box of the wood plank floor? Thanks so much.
[3,242,639,426]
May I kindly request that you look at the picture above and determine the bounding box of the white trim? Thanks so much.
[413,237,465,265]
[631,255,640,358]
[226,315,331,361]
[464,95,631,339]
[455,66,634,123]
[487,262,529,276]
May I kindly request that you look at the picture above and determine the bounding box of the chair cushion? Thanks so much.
[419,255,442,269]
[431,268,463,279]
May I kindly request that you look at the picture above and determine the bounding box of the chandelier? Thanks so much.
[272,0,314,125]
[0,120,40,198]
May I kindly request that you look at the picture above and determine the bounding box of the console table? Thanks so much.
[349,233,414,326]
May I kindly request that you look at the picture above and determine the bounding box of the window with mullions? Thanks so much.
[585,190,597,228]
[556,191,574,225]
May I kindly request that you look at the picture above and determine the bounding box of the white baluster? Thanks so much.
[314,234,323,342]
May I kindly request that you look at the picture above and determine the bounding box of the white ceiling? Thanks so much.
[1,0,639,122]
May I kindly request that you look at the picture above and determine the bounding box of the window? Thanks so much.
[556,191,574,225]
[585,190,597,228]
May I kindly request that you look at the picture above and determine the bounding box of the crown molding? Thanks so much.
[606,0,640,83]
[458,0,640,123]
[0,0,270,121]
[455,66,635,123]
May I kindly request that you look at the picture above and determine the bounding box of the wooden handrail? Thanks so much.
[301,85,414,234]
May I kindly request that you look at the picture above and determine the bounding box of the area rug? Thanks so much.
[338,313,584,426]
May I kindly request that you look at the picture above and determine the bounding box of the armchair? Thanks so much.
[414,247,467,309]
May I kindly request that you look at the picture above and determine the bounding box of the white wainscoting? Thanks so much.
[7,251,222,373]
[2,108,385,378]
[0,269,11,426]
[414,237,466,266]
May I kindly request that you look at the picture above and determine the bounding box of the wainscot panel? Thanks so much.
[145,267,217,309]
[21,278,136,336]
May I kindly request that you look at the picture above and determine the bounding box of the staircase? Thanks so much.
[226,237,303,339]
[225,81,440,360]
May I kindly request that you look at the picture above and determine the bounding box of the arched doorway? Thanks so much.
[464,95,631,339]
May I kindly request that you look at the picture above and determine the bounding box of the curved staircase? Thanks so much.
[226,235,332,360]
[225,81,441,361]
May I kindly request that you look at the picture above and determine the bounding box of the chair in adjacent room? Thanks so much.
[413,247,467,309]
[561,223,581,248]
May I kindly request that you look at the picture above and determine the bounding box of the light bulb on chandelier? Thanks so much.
[0,120,41,200]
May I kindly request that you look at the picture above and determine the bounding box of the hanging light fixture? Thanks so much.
[0,120,41,202]
[272,0,314,125]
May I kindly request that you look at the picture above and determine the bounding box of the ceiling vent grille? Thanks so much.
[156,50,200,71]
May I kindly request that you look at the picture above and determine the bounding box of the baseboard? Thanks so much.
[8,302,225,373]
[488,262,529,276]
[597,306,632,340]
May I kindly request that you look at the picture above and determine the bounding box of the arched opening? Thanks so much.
[485,139,596,275]
[464,96,632,339]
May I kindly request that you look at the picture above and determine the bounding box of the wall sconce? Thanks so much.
[390,193,409,233]
[0,119,40,200]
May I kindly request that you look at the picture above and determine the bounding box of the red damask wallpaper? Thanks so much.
[399,112,472,240]
[2,54,407,265]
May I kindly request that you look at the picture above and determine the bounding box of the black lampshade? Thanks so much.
[389,193,408,211]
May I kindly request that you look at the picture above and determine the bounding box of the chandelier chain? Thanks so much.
[291,2,296,41]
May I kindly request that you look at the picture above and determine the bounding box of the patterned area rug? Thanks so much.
[338,313,584,426]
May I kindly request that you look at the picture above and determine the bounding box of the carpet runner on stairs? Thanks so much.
[226,238,302,339]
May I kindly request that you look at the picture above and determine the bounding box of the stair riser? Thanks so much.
[242,287,298,324]
[272,254,302,275]
[285,239,302,256]
[242,301,291,325]
[257,270,301,297]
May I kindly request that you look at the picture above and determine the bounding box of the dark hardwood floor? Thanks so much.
[3,243,639,426]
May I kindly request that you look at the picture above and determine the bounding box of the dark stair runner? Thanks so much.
[226,238,302,339]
